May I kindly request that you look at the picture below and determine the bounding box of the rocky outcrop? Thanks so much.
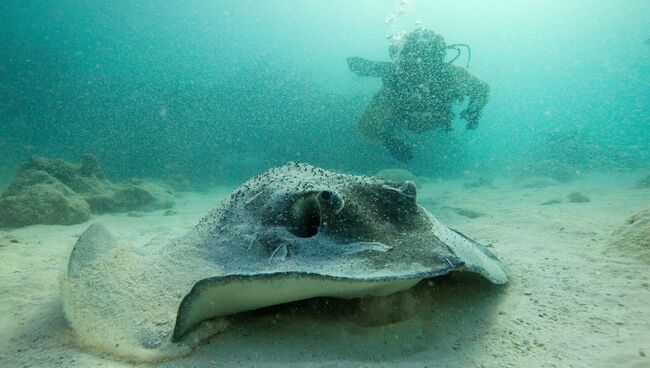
[0,169,91,227]
[20,155,117,203]
[87,179,174,213]
[0,156,175,227]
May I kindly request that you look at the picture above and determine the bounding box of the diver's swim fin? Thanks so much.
[347,57,395,78]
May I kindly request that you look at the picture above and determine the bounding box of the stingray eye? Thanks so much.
[286,190,345,238]
[399,181,417,199]
[318,190,332,200]
[287,196,321,238]
[317,190,345,214]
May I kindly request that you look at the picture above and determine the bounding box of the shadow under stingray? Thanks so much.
[161,272,508,366]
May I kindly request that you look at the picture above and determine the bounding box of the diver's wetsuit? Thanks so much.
[348,34,489,162]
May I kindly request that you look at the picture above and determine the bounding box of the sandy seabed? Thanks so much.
[1,172,649,368]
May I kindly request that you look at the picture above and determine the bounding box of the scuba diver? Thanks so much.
[347,28,490,162]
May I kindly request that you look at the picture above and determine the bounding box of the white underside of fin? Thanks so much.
[178,276,421,338]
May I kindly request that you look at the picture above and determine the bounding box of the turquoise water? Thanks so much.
[2,2,650,366]
[2,0,648,185]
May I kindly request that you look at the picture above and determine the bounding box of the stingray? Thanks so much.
[62,162,507,361]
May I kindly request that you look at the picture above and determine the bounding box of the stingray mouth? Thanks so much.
[286,190,344,238]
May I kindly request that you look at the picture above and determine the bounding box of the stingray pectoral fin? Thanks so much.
[435,224,508,284]
[171,274,421,342]
[66,222,116,279]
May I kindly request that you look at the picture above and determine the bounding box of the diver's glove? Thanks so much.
[460,109,480,130]
[384,138,414,162]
